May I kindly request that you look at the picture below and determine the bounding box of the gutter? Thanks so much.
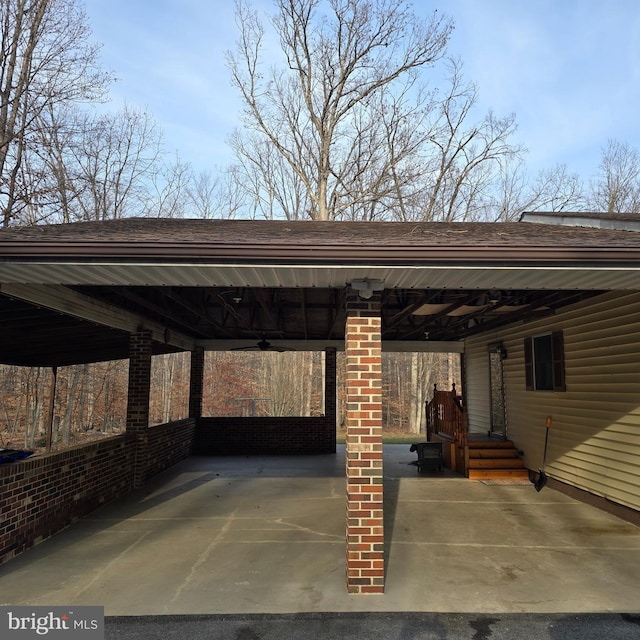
[1,241,640,265]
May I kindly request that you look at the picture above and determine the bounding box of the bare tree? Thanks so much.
[228,131,312,219]
[28,102,194,224]
[187,169,222,219]
[402,60,523,222]
[492,158,585,222]
[407,352,437,434]
[99,360,128,431]
[60,365,81,445]
[63,105,161,220]
[0,366,24,446]
[0,0,110,226]
[149,352,189,424]
[20,103,81,224]
[228,0,453,221]
[22,366,47,447]
[588,139,640,213]
[20,104,162,223]
[142,153,191,218]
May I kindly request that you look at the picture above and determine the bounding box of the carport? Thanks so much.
[1,217,639,595]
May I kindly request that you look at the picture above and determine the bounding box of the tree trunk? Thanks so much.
[61,366,81,445]
[25,367,46,448]
[408,353,421,435]
[162,355,176,422]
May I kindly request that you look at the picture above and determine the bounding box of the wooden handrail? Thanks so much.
[426,383,467,448]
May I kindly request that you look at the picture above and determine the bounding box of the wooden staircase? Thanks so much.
[425,385,530,481]
[466,440,529,480]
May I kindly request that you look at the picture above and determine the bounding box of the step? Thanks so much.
[468,448,520,459]
[467,440,516,449]
[468,468,531,480]
[468,458,525,469]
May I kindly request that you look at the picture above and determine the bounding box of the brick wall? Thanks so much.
[189,348,205,420]
[194,417,335,455]
[0,419,196,565]
[0,435,134,564]
[344,290,384,594]
[143,418,195,480]
[126,331,152,487]
[126,331,152,431]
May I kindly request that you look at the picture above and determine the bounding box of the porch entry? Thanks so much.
[425,382,528,480]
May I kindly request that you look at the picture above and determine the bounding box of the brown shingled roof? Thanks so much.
[0,218,638,264]
[0,217,638,244]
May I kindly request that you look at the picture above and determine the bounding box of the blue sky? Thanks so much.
[83,0,640,182]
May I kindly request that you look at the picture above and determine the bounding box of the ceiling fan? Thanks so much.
[231,337,295,352]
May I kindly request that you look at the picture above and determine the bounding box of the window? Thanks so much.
[524,331,566,392]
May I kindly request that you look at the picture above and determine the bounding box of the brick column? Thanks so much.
[344,290,384,594]
[189,347,205,420]
[325,347,337,452]
[126,330,152,488]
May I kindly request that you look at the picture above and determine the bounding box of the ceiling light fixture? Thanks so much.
[350,279,384,299]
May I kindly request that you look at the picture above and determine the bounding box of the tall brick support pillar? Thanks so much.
[325,347,337,452]
[189,347,205,420]
[126,330,152,488]
[344,290,384,593]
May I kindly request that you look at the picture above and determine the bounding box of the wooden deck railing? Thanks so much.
[426,383,467,448]
[425,383,468,472]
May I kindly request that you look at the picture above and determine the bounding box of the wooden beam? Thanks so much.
[0,283,195,351]
[195,339,464,353]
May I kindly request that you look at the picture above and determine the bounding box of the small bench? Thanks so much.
[409,442,443,472]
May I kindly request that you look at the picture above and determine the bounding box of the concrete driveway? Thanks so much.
[1,446,638,616]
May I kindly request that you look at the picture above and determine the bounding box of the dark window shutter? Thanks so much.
[524,337,533,390]
[552,330,566,391]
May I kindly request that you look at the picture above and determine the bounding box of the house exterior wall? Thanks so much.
[465,291,640,512]
[464,343,492,435]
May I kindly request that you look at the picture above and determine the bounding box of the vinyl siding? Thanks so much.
[464,341,491,435]
[465,291,640,511]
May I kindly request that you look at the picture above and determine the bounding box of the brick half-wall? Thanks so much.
[0,435,134,564]
[143,418,196,481]
[193,416,336,455]
[0,419,196,565]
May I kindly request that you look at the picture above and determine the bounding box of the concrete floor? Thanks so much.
[1,446,639,615]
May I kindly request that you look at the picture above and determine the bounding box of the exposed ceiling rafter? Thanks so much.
[0,283,195,351]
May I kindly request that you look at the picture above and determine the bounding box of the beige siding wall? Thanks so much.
[464,340,491,434]
[465,291,640,511]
